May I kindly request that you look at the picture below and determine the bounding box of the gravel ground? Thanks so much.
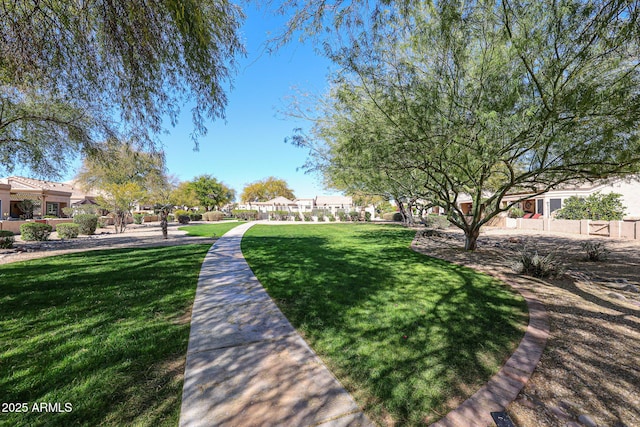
[412,227,640,427]
[0,222,216,265]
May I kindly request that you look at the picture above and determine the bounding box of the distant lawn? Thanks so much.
[178,221,244,237]
[242,224,528,425]
[0,245,210,427]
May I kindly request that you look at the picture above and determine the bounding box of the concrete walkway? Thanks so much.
[179,222,372,427]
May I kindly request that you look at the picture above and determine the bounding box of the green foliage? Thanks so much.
[20,223,52,241]
[0,230,15,249]
[188,213,202,221]
[232,209,258,221]
[337,211,348,221]
[174,209,190,218]
[0,1,244,177]
[555,193,626,221]
[508,207,525,218]
[56,223,80,239]
[17,200,36,219]
[364,211,371,222]
[423,215,450,229]
[178,222,244,237]
[328,214,336,222]
[133,214,144,224]
[348,211,360,221]
[581,241,609,262]
[189,175,235,210]
[294,214,302,221]
[73,214,98,235]
[303,212,313,221]
[177,215,191,225]
[512,244,564,278]
[240,176,295,202]
[293,0,640,251]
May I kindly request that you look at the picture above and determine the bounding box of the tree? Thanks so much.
[556,193,626,221]
[0,0,244,177]
[293,0,640,250]
[189,175,235,211]
[240,177,295,202]
[76,139,165,233]
[171,181,199,209]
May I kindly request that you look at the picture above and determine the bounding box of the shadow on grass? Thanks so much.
[0,244,210,427]
[241,224,527,425]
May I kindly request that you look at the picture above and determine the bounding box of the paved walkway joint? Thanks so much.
[179,222,372,427]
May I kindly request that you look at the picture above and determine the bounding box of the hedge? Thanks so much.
[232,210,258,221]
[0,230,14,249]
[56,223,80,239]
[74,214,98,235]
[20,223,53,241]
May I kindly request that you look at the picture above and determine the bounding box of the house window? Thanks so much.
[46,202,59,217]
[537,199,544,215]
[550,198,562,212]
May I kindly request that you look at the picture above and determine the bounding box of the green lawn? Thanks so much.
[0,245,210,427]
[178,221,245,237]
[242,224,528,425]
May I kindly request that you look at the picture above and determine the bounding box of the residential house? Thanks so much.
[240,195,356,218]
[455,176,640,220]
[0,176,101,219]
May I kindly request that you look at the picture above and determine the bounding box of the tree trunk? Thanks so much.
[464,227,481,251]
[160,209,168,239]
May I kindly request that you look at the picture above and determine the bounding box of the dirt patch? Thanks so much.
[0,222,216,265]
[412,227,640,427]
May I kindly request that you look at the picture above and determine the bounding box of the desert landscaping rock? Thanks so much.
[578,414,598,427]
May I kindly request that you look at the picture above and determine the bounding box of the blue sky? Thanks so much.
[144,5,337,199]
[53,5,338,199]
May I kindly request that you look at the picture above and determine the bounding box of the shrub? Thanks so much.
[382,212,404,221]
[188,213,202,221]
[508,207,525,218]
[271,210,290,221]
[56,223,80,239]
[348,211,360,221]
[294,214,302,221]
[303,212,313,222]
[178,215,191,224]
[20,222,52,241]
[133,214,144,224]
[168,214,175,222]
[581,241,609,262]
[364,211,372,222]
[97,217,108,228]
[232,209,259,221]
[73,214,98,235]
[0,230,15,249]
[328,214,336,222]
[423,215,450,229]
[44,215,59,219]
[337,212,348,221]
[203,211,224,221]
[556,192,625,221]
[511,244,564,278]
[174,209,190,218]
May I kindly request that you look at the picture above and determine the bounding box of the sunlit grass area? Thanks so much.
[178,221,244,237]
[0,245,210,427]
[242,224,528,425]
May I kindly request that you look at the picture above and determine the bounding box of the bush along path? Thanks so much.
[179,221,372,427]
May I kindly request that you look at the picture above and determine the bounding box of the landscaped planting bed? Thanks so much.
[241,223,528,425]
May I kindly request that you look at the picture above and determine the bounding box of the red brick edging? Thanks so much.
[409,238,549,427]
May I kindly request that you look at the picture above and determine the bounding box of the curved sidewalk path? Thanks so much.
[179,222,372,427]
